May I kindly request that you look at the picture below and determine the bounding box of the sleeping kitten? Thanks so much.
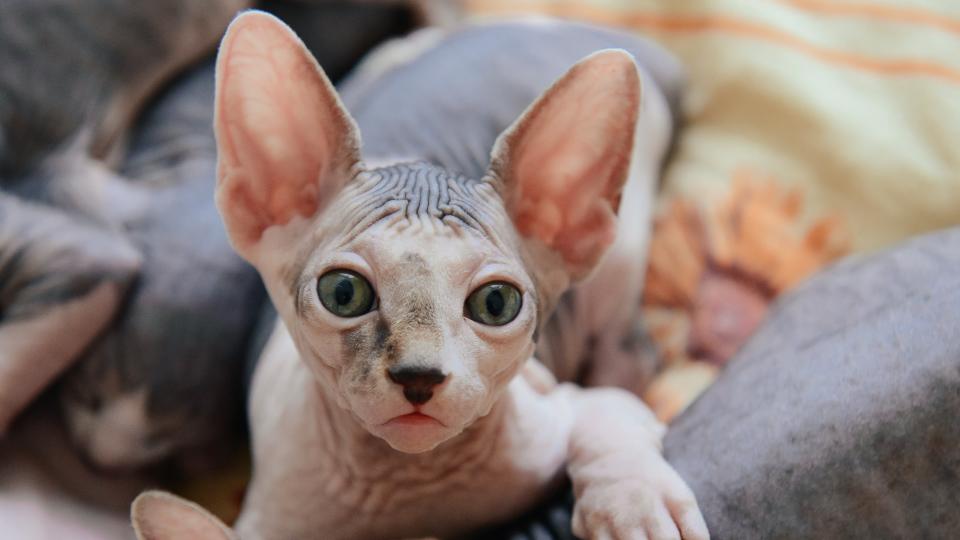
[56,60,266,469]
[0,0,250,436]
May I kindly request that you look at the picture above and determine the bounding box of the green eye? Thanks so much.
[465,281,522,326]
[317,270,376,318]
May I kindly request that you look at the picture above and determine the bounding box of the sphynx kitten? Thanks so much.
[133,11,707,540]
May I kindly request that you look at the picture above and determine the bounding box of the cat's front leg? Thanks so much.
[558,385,709,540]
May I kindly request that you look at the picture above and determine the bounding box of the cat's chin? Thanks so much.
[372,419,462,454]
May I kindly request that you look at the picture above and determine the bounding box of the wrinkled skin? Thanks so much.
[338,15,685,398]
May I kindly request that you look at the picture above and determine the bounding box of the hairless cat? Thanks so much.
[131,11,707,540]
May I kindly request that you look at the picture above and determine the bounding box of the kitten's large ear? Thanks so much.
[489,50,641,281]
[214,10,360,262]
[131,491,234,540]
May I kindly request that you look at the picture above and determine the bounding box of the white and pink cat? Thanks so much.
[133,11,707,540]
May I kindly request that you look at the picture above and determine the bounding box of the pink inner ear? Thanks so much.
[507,51,640,274]
[215,13,353,247]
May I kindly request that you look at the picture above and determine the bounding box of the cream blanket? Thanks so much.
[465,0,960,418]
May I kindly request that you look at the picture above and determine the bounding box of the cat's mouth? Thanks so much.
[373,408,459,453]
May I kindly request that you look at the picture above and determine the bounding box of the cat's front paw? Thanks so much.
[570,449,708,540]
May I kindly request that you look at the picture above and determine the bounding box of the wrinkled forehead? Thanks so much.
[286,161,520,292]
[331,161,508,240]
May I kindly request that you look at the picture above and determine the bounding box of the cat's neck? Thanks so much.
[241,323,568,539]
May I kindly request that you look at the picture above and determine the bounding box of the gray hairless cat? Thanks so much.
[55,59,267,469]
[0,0,251,437]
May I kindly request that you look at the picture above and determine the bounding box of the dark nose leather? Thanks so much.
[387,365,447,405]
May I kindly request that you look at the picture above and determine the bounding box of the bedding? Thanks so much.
[463,0,960,419]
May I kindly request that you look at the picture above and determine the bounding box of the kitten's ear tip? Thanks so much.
[131,490,163,511]
[130,490,173,523]
[130,491,165,538]
[219,9,306,65]
[586,48,637,64]
[225,9,285,34]
[220,9,293,50]
[579,48,642,90]
[131,490,233,540]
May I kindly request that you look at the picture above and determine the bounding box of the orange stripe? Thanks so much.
[777,0,960,36]
[465,0,960,85]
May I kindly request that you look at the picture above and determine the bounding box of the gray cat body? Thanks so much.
[341,20,683,178]
[0,0,251,436]
[58,61,268,468]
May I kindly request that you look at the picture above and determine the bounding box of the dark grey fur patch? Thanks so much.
[342,316,395,381]
[0,193,140,322]
[342,326,373,382]
[57,62,264,465]
[375,317,395,361]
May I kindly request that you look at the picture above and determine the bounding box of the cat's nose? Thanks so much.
[387,365,447,405]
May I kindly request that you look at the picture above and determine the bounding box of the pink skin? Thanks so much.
[132,11,709,540]
[385,412,442,427]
